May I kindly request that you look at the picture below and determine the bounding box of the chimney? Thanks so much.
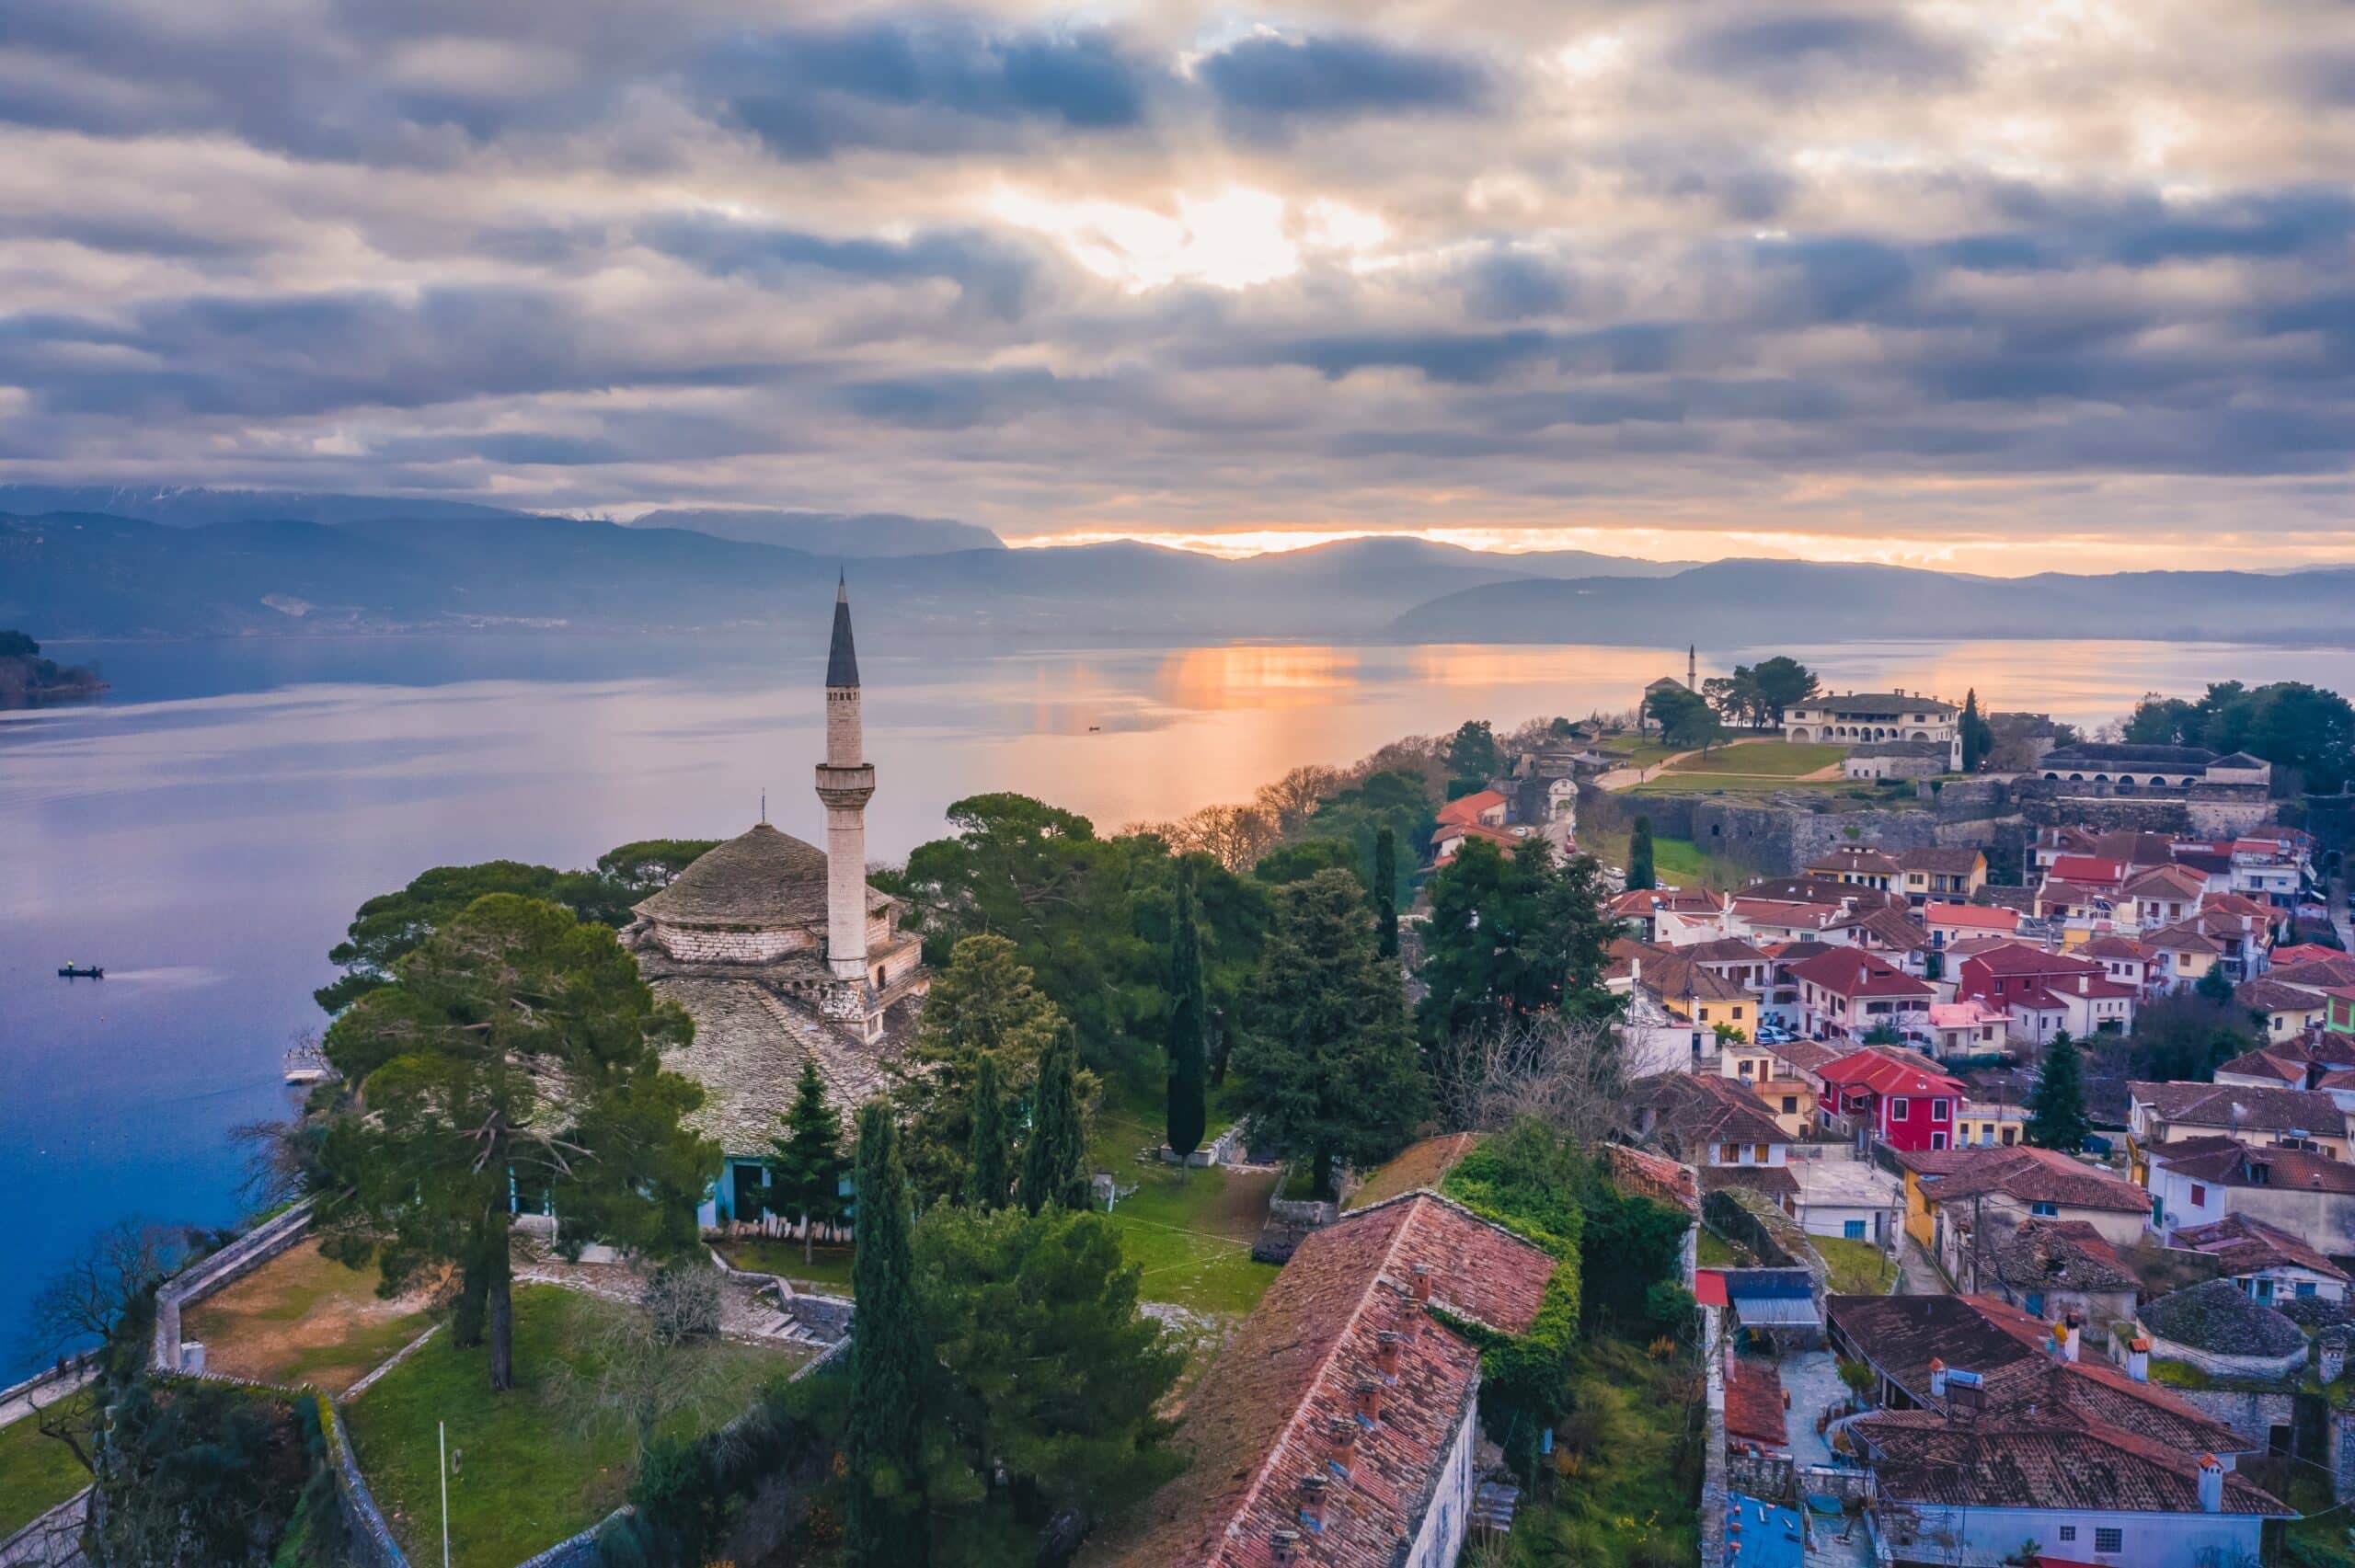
[1375,1331,1403,1380]
[1354,1378,1384,1426]
[1410,1264,1434,1303]
[1327,1415,1358,1471]
[1928,1357,1947,1399]
[2323,1330,2349,1384]
[1272,1528,1301,1562]
[1298,1474,1328,1531]
[2197,1454,2224,1514]
[2127,1335,2150,1383]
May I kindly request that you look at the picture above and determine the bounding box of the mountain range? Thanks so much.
[3,488,2349,647]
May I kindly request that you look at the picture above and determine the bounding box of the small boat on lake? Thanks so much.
[57,964,104,979]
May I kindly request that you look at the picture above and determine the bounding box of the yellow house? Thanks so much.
[1952,1100,2026,1149]
[1752,1077,1819,1139]
[1718,1042,1779,1084]
[1643,957,1756,1043]
[1899,848,1987,906]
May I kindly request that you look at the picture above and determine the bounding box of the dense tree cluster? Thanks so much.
[0,627,103,707]
[1700,655,1819,729]
[314,838,716,1012]
[2124,680,2355,790]
[313,894,718,1391]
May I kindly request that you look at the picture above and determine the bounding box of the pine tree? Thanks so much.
[2025,1031,2091,1153]
[770,1059,852,1264]
[1233,870,1428,1201]
[1019,1027,1090,1214]
[1627,816,1657,892]
[846,1103,930,1568]
[1166,874,1209,1162]
[2196,964,2236,1006]
[1374,827,1399,959]
[967,1051,1010,1210]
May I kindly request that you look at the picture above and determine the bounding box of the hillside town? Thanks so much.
[9,627,2355,1568]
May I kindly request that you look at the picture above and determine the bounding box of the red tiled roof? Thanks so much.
[1925,902,2017,931]
[2150,1138,2355,1196]
[1097,1194,1556,1568]
[2271,944,2350,968]
[1724,1357,1787,1450]
[1603,1144,1700,1214]
[2077,934,2151,960]
[1434,789,1508,826]
[2122,864,2209,901]
[1896,1145,2149,1213]
[1607,887,1727,918]
[1694,1268,1729,1308]
[1789,947,1937,1001]
[2047,854,2128,885]
[1962,944,2101,979]
[1821,1047,1964,1099]
[1854,1413,2286,1517]
[2174,1214,2352,1284]
[2131,1080,2348,1135]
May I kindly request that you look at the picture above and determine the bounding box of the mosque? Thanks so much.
[624,578,928,1226]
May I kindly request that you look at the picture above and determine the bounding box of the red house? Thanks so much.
[1954,943,2105,1009]
[1819,1047,1968,1151]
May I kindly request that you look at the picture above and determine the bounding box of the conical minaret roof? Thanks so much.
[827,573,860,688]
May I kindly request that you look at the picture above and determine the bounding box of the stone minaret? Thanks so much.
[814,577,875,985]
[1688,644,1696,689]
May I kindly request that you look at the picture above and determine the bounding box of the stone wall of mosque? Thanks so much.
[649,921,819,964]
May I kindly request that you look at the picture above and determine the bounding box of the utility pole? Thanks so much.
[440,1420,451,1568]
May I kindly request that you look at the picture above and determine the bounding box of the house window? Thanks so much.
[1783,1096,1798,1114]
[1932,1098,1950,1120]
[1890,1098,1909,1121]
[2059,1526,2076,1541]
[2030,1202,2059,1217]
[1754,1144,1769,1163]
[2026,1292,2045,1315]
[2095,1527,2122,1553]
[2300,1281,2320,1299]
[2190,1184,2208,1206]
[1844,1219,1866,1240]
[1718,1143,1738,1164]
[1931,1131,1947,1150]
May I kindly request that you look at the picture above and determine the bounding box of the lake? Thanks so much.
[7,630,2355,1372]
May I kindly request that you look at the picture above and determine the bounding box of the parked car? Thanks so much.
[1754,1023,1793,1046]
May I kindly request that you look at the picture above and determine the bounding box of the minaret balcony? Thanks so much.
[814,761,876,809]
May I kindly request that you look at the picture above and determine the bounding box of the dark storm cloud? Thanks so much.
[638,214,1047,317]
[1195,32,1488,125]
[1671,10,1971,96]
[706,20,1158,158]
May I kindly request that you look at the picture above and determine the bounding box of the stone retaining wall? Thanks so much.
[2171,1387,2295,1453]
[150,1201,316,1374]
[0,1490,89,1568]
[319,1396,409,1568]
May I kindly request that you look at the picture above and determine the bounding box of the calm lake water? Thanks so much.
[8,630,2355,1372]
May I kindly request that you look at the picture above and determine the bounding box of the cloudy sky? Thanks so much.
[4,0,2354,571]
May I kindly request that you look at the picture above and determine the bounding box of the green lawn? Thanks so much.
[1662,740,1843,777]
[1581,827,1749,891]
[1695,1230,1741,1268]
[1088,1079,1280,1316]
[1812,1235,1897,1296]
[716,1240,856,1297]
[0,1395,90,1539]
[342,1285,798,1568]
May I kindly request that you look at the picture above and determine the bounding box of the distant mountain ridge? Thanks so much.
[625,508,1002,556]
[5,497,2349,647]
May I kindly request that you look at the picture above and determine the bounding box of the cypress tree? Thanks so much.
[1627,816,1657,892]
[846,1104,930,1568]
[2025,1031,2091,1153]
[1166,874,1209,1162]
[1374,827,1399,959]
[771,1059,851,1263]
[967,1051,1010,1210]
[1019,1028,1090,1214]
[1960,688,1993,773]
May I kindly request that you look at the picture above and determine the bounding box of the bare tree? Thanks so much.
[557,1265,729,1459]
[1253,764,1345,836]
[1162,802,1281,871]
[1444,1013,1630,1144]
[22,1219,194,1474]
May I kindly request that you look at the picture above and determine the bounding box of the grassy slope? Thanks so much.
[0,1396,89,1539]
[1500,1339,1703,1566]
[1663,740,1844,777]
[182,1242,438,1396]
[342,1285,796,1568]
[1089,1080,1279,1317]
[716,1240,857,1297]
[1812,1235,1897,1296]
